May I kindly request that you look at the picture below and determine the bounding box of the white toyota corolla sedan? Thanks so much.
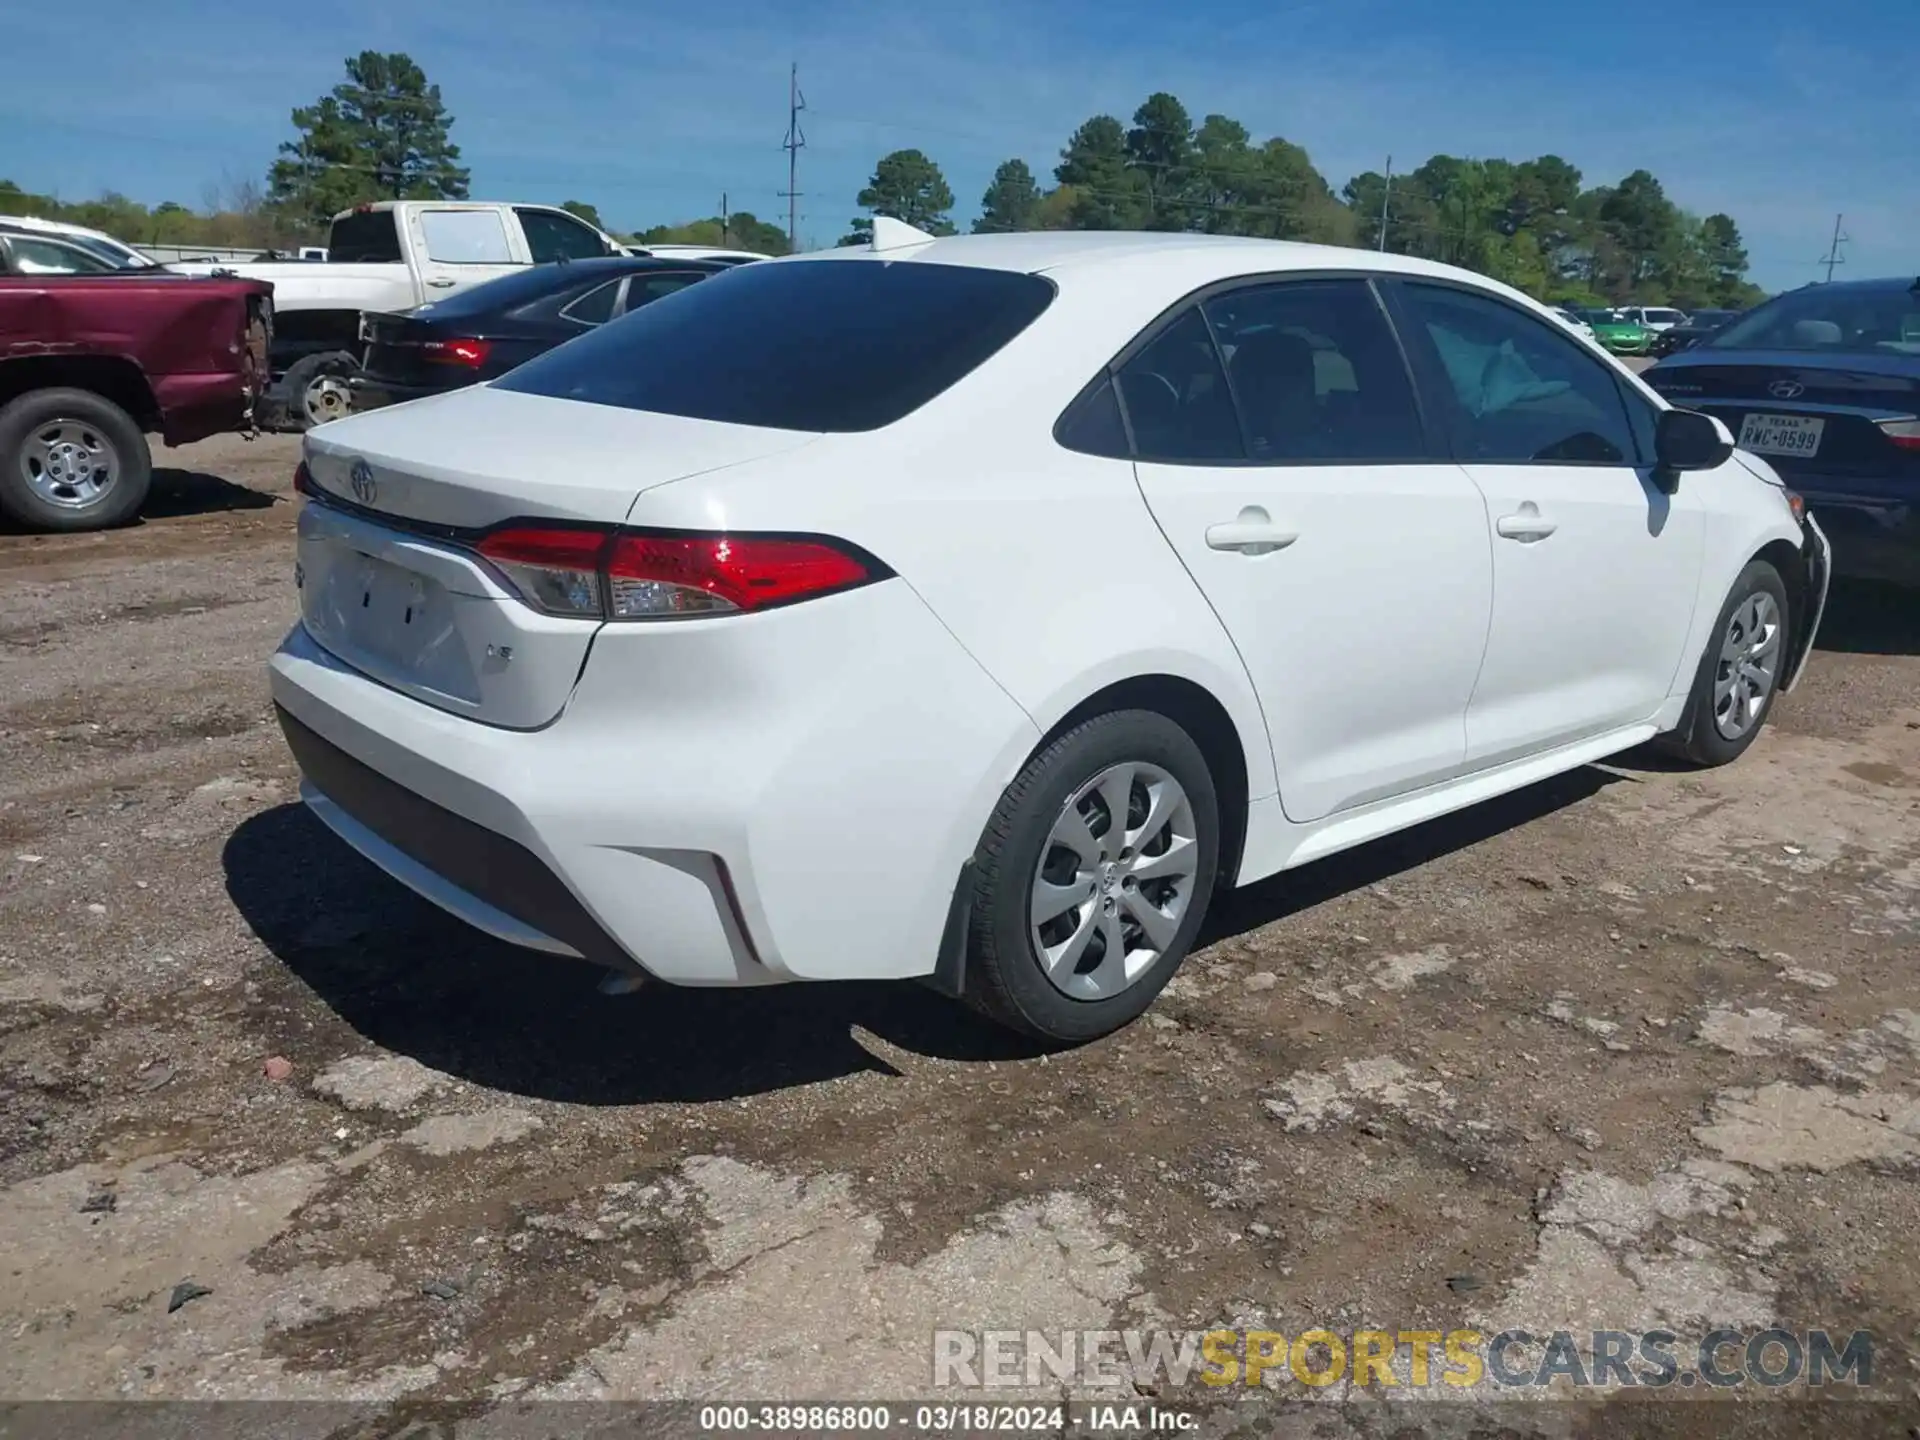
[271,220,1831,1042]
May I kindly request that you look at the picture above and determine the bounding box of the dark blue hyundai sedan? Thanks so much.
[1645,277,1920,587]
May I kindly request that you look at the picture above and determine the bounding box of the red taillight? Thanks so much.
[472,525,880,620]
[294,461,315,496]
[606,533,873,617]
[422,337,491,367]
[1877,418,1920,451]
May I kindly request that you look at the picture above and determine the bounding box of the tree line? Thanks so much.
[4,52,793,259]
[8,56,1760,306]
[845,92,1765,310]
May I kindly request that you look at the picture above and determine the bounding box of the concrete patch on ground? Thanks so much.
[1262,1057,1455,1133]
[0,968,106,1013]
[1540,1162,1746,1247]
[534,1156,1139,1400]
[1366,946,1455,993]
[1604,721,1920,885]
[0,1154,425,1398]
[399,1110,544,1158]
[311,1054,446,1114]
[1479,1226,1773,1345]
[1478,1159,1773,1385]
[1880,1011,1920,1057]
[1694,1005,1826,1058]
[1693,1082,1920,1172]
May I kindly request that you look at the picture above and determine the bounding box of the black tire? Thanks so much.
[0,387,152,532]
[1659,559,1792,767]
[961,709,1221,1043]
[277,350,359,432]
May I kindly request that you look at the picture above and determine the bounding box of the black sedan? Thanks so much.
[1645,277,1920,586]
[1650,307,1740,358]
[349,256,740,413]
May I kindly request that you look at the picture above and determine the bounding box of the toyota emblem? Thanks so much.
[349,459,377,506]
[1768,379,1806,400]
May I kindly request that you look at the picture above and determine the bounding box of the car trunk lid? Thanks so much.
[294,386,820,728]
[1647,350,1920,489]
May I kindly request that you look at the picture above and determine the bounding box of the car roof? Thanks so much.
[1783,275,1920,295]
[777,229,1559,301]
[0,214,116,242]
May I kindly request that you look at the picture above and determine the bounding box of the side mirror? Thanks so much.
[1654,408,1733,484]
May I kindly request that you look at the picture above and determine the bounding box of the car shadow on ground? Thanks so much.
[0,467,279,535]
[222,803,1048,1107]
[227,762,1622,1105]
[141,466,282,521]
[1813,579,1920,658]
[1201,764,1621,944]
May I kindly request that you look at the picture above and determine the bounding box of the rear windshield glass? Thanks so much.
[1710,285,1920,354]
[409,262,630,319]
[493,258,1056,431]
[328,210,402,264]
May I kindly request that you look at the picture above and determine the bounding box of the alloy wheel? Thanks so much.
[1713,591,1782,740]
[1028,762,1200,1001]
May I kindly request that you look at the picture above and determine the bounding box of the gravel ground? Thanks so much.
[2,432,1917,1437]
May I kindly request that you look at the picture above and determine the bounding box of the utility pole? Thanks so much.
[780,63,806,254]
[721,192,729,247]
[1819,213,1848,283]
[1377,155,1392,252]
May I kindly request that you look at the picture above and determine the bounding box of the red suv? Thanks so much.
[0,255,272,531]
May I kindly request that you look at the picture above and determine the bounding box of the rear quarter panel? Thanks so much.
[621,259,1281,914]
[0,277,267,442]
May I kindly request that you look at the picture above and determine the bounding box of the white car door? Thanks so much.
[408,207,524,296]
[1391,280,1705,769]
[1126,278,1494,824]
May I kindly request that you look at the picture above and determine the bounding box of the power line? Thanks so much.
[780,62,806,253]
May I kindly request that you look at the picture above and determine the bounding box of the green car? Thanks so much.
[1576,309,1652,356]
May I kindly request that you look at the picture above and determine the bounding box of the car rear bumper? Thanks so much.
[1783,485,1920,588]
[266,589,1039,987]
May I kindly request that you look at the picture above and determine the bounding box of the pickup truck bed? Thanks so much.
[0,273,272,530]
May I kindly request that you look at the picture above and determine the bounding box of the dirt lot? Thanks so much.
[2,432,1917,1437]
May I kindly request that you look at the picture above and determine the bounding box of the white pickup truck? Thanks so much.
[172,200,756,430]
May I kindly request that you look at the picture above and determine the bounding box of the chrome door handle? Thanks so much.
[1496,504,1558,542]
[426,278,457,288]
[1206,507,1298,555]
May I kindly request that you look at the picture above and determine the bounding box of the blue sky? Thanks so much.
[5,0,1914,291]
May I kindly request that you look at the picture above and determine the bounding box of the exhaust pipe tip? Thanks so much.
[596,969,648,997]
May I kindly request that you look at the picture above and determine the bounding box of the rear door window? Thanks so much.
[1114,307,1243,462]
[420,209,514,264]
[559,278,625,326]
[1202,279,1428,461]
[495,259,1056,431]
[516,207,614,264]
[328,210,403,263]
[620,271,706,314]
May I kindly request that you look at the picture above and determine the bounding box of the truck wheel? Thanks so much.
[280,351,359,432]
[0,388,152,532]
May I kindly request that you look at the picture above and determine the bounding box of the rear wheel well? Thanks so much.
[0,356,157,430]
[1042,675,1250,891]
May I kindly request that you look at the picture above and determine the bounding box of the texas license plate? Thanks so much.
[1737,412,1824,458]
